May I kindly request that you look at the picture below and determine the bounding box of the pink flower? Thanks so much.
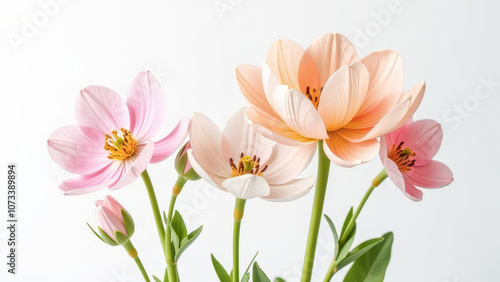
[187,108,316,201]
[380,119,453,201]
[95,195,134,244]
[47,71,189,195]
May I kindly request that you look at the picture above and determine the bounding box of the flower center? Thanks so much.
[104,128,137,160]
[304,86,323,109]
[229,153,268,177]
[387,141,416,172]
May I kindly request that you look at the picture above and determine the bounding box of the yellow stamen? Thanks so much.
[104,128,137,160]
[229,153,267,177]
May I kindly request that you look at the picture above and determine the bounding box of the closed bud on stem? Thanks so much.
[88,195,135,247]
[175,141,201,181]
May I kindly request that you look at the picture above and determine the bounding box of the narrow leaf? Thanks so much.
[324,214,339,259]
[153,275,162,282]
[336,237,384,271]
[211,254,231,282]
[340,207,353,237]
[171,211,188,240]
[344,232,394,282]
[274,278,286,282]
[252,262,271,282]
[243,252,259,278]
[87,223,105,243]
[174,225,203,262]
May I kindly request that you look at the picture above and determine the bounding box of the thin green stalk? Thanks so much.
[123,240,150,282]
[339,169,388,246]
[233,198,246,282]
[141,170,166,252]
[164,176,188,282]
[301,140,331,282]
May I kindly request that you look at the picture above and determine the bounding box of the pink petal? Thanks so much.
[297,50,321,101]
[304,33,359,87]
[76,86,129,135]
[189,112,232,180]
[110,141,155,190]
[262,64,282,104]
[245,107,316,145]
[97,205,127,239]
[264,39,304,90]
[318,62,368,131]
[223,108,274,164]
[47,125,110,174]
[270,86,328,140]
[323,132,379,167]
[406,161,453,189]
[60,162,122,195]
[150,116,190,163]
[394,119,443,165]
[127,71,167,142]
[357,50,404,117]
[263,142,316,185]
[264,176,315,202]
[222,174,270,199]
[382,157,423,201]
[236,65,281,120]
[102,195,126,220]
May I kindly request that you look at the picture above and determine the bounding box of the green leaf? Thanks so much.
[170,226,180,254]
[324,214,339,259]
[211,254,231,282]
[171,211,188,240]
[242,251,259,280]
[337,234,355,262]
[121,209,135,237]
[252,262,271,282]
[87,223,105,243]
[344,232,394,282]
[97,226,118,246]
[274,278,286,282]
[336,237,384,272]
[241,273,250,282]
[174,225,203,263]
[153,275,162,282]
[340,207,353,237]
[114,231,130,245]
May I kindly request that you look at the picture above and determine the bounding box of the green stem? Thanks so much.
[123,240,150,282]
[301,140,331,282]
[164,176,188,282]
[141,170,166,253]
[338,169,388,247]
[323,260,337,282]
[233,198,246,282]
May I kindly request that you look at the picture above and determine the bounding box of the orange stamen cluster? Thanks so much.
[304,86,323,109]
[104,128,137,160]
[229,153,268,177]
[388,141,416,172]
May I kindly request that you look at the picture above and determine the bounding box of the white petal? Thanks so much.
[263,176,316,202]
[189,112,232,179]
[223,108,274,164]
[222,174,270,199]
[187,150,226,190]
[263,142,316,185]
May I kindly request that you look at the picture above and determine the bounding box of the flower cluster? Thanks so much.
[47,33,453,282]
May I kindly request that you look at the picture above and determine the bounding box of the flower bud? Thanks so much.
[175,141,201,181]
[89,195,135,246]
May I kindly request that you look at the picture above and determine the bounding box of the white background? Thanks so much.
[0,0,499,281]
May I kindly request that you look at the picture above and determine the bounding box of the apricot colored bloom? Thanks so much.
[236,33,425,167]
[380,119,453,201]
[47,71,189,195]
[187,108,316,201]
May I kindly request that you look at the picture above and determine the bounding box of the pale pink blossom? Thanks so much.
[187,108,316,201]
[380,119,453,201]
[95,195,131,241]
[47,71,189,195]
